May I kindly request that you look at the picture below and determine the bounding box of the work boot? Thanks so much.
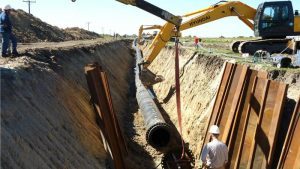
[12,52,19,57]
[1,53,9,57]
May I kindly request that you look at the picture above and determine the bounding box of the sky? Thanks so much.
[0,0,299,37]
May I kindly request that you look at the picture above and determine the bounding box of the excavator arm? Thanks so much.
[180,1,256,31]
[116,0,182,26]
[138,25,162,45]
[143,1,256,67]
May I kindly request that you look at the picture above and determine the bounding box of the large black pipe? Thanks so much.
[132,40,171,150]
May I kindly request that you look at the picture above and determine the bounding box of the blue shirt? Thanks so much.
[0,11,12,33]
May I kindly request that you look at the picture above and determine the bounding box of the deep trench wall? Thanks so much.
[148,47,225,156]
[148,46,300,165]
[1,41,133,169]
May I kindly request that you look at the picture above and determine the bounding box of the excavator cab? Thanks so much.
[254,1,297,38]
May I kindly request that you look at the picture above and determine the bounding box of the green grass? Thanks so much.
[194,46,300,73]
[148,36,300,73]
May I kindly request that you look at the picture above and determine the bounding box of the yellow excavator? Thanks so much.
[117,0,300,69]
[138,25,181,45]
[138,25,162,45]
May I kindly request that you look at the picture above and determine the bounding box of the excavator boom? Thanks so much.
[116,0,182,26]
[138,25,162,45]
[116,0,299,67]
[144,1,256,67]
[180,1,256,31]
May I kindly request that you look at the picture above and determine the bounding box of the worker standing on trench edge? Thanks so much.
[194,36,199,49]
[0,8,2,47]
[200,125,228,169]
[0,5,19,57]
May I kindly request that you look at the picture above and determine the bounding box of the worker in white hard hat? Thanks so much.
[0,4,19,57]
[200,125,228,169]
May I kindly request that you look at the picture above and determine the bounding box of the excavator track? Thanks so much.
[237,39,294,55]
[230,41,243,53]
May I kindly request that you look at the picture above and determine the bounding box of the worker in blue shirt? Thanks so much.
[0,5,18,57]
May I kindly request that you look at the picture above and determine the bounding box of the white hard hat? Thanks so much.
[209,125,220,134]
[4,5,12,10]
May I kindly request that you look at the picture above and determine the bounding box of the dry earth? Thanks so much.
[10,9,100,43]
[1,10,299,167]
[1,39,299,169]
[1,40,135,169]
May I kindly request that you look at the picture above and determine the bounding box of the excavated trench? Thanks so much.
[1,40,134,169]
[1,40,299,169]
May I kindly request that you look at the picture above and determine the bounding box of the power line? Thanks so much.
[23,0,36,14]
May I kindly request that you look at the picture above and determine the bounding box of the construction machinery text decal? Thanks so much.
[189,16,211,27]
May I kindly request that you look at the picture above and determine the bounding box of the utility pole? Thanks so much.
[101,27,104,36]
[23,0,36,14]
[86,22,91,31]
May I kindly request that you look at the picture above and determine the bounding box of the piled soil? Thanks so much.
[64,27,101,40]
[1,40,134,169]
[10,9,101,43]
[1,38,299,169]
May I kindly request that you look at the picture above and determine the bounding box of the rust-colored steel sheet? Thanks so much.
[218,64,248,143]
[229,70,268,169]
[200,62,287,169]
[101,72,128,155]
[237,77,268,169]
[85,63,127,169]
[249,80,287,169]
[214,63,236,126]
[201,63,234,150]
[238,78,287,169]
[201,62,234,154]
[278,97,300,169]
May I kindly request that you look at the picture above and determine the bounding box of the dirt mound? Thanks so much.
[10,9,100,43]
[1,40,133,169]
[64,27,101,40]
